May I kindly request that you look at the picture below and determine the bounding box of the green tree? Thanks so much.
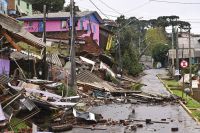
[113,16,146,76]
[145,27,169,54]
[151,43,170,66]
[24,0,65,12]
[123,44,142,76]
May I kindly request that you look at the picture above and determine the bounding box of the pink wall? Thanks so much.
[76,19,99,45]
[23,19,100,45]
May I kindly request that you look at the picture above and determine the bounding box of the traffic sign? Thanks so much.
[180,60,188,68]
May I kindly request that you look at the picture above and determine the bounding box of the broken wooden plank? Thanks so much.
[1,30,21,51]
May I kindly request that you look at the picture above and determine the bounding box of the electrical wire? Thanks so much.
[124,1,150,14]
[88,0,110,19]
[98,0,124,15]
[150,0,200,5]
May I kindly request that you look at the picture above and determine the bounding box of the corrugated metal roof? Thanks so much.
[20,98,36,111]
[0,13,45,49]
[77,70,116,92]
[0,74,12,85]
[46,54,63,67]
[18,11,104,24]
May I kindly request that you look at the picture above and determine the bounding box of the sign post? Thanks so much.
[180,60,188,99]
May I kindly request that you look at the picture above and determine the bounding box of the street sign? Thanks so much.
[180,60,188,68]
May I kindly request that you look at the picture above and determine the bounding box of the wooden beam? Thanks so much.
[1,30,21,51]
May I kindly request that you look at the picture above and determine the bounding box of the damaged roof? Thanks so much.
[77,70,116,92]
[0,14,45,49]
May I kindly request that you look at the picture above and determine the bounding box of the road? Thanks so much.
[66,69,200,133]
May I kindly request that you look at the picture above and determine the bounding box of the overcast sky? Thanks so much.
[65,0,200,33]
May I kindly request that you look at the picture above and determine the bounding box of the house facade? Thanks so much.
[168,33,200,64]
[0,0,8,14]
[17,11,103,45]
[8,0,32,16]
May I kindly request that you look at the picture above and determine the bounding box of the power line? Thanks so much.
[88,0,110,19]
[150,0,200,5]
[124,1,150,14]
[98,0,123,15]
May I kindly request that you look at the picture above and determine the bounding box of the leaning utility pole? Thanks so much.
[69,0,77,93]
[43,5,47,80]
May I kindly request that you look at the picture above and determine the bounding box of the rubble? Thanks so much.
[0,13,187,132]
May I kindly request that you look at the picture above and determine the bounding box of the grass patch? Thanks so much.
[172,90,200,108]
[163,79,180,88]
[162,79,200,121]
[192,110,200,121]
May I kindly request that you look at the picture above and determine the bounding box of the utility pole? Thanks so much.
[175,28,179,80]
[117,32,122,76]
[43,5,47,80]
[188,25,193,95]
[69,0,77,93]
[171,25,175,72]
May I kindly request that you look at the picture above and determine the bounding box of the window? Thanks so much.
[61,20,67,29]
[27,3,29,9]
[18,0,20,6]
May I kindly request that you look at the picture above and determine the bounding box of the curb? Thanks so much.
[157,75,200,125]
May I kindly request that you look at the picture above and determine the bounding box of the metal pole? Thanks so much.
[43,5,47,80]
[182,45,184,99]
[188,25,193,95]
[182,72,184,99]
[69,0,77,94]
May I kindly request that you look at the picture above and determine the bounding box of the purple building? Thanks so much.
[17,11,104,45]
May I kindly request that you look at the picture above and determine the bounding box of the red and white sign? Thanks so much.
[180,60,188,68]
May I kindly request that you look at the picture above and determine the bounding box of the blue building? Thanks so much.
[0,0,8,14]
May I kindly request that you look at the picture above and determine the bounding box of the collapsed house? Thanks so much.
[0,13,46,79]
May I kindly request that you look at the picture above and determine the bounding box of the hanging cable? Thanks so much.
[150,0,200,5]
[124,1,150,14]
[98,0,123,15]
[88,0,110,19]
